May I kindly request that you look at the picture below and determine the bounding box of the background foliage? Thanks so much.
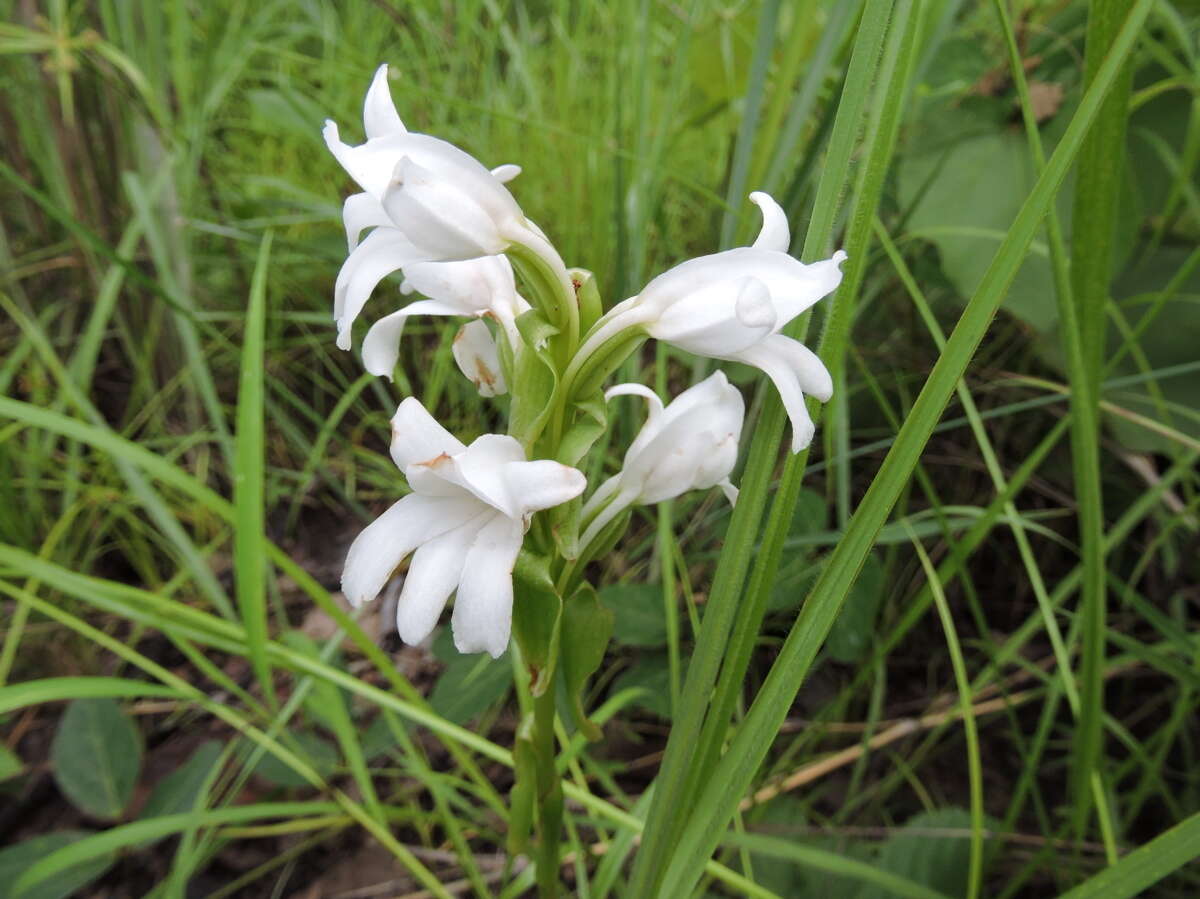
[1,0,1198,896]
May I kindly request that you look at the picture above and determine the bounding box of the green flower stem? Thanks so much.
[532,669,564,898]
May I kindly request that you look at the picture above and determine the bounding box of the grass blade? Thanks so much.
[234,232,274,706]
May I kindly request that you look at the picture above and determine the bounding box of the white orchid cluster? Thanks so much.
[326,65,845,660]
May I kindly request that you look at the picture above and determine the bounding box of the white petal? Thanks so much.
[734,276,777,330]
[770,250,847,325]
[645,278,774,356]
[452,514,525,657]
[606,383,666,465]
[443,434,528,514]
[401,256,516,317]
[719,478,739,506]
[383,156,506,259]
[760,332,834,402]
[498,460,587,517]
[364,64,405,139]
[395,516,488,645]
[389,397,466,470]
[452,319,507,397]
[749,191,790,253]
[732,339,817,453]
[342,193,393,251]
[491,164,521,183]
[341,493,481,607]
[363,299,471,379]
[334,228,421,349]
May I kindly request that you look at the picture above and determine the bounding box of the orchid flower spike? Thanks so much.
[324,63,561,354]
[341,398,586,657]
[579,372,745,551]
[591,192,843,452]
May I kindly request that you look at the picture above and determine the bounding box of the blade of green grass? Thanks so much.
[1056,810,1200,899]
[653,2,1155,892]
[235,232,274,707]
[625,3,899,891]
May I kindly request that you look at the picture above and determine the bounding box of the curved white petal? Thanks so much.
[749,191,790,253]
[362,299,471,379]
[719,478,739,506]
[401,256,517,317]
[452,514,525,657]
[364,64,406,139]
[759,332,833,402]
[389,397,466,470]
[383,156,506,259]
[645,278,773,356]
[452,319,507,397]
[498,460,587,518]
[732,340,817,453]
[341,493,481,607]
[490,164,521,183]
[334,228,421,349]
[769,250,847,325]
[395,515,489,645]
[443,434,528,514]
[342,193,393,251]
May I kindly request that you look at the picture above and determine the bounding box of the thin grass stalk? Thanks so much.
[234,233,274,708]
[689,0,918,796]
[653,2,1154,891]
[1067,0,1136,835]
[624,4,898,891]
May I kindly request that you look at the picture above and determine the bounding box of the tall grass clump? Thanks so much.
[2,1,1199,897]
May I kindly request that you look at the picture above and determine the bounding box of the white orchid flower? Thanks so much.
[357,254,530,379]
[580,192,843,452]
[452,319,507,397]
[325,64,567,350]
[578,372,744,550]
[341,398,586,657]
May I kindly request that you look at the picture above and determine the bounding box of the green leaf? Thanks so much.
[1056,809,1200,899]
[252,731,338,788]
[511,552,563,696]
[141,741,223,819]
[611,654,671,720]
[857,809,987,899]
[51,698,142,820]
[551,391,609,559]
[560,583,614,740]
[825,552,886,663]
[0,831,115,899]
[0,743,24,781]
[600,582,667,647]
[234,232,274,706]
[429,629,510,725]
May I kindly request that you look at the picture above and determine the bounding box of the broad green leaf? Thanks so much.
[51,698,142,820]
[429,629,510,725]
[826,552,886,663]
[611,654,671,719]
[857,809,988,899]
[511,552,563,696]
[560,583,614,740]
[252,731,338,788]
[0,831,115,899]
[600,582,667,647]
[141,741,223,820]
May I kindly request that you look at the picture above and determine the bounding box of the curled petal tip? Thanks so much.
[832,249,848,265]
[749,191,790,253]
